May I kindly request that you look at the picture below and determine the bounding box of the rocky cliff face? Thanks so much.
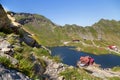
[0,4,40,48]
[0,4,11,30]
[0,4,46,79]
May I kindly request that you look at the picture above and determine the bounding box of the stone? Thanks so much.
[0,64,31,80]
[0,40,14,56]
[43,56,68,80]
[1,48,10,52]
[33,62,45,74]
[68,66,74,69]
[58,76,64,80]
[53,63,60,69]
[0,40,10,49]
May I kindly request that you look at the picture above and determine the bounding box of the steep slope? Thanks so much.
[0,4,61,79]
[8,12,60,46]
[93,19,120,47]
[0,4,11,32]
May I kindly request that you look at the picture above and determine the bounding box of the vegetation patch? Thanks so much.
[0,32,6,37]
[50,55,62,63]
[83,46,109,55]
[108,77,120,80]
[60,68,101,80]
[112,66,120,72]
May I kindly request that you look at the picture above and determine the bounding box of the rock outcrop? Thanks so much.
[0,37,18,65]
[0,64,30,80]
[0,4,10,29]
[42,56,67,80]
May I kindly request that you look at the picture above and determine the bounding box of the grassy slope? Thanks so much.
[60,67,102,80]
[0,32,50,79]
[13,13,120,55]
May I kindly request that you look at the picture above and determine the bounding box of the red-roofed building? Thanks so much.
[108,45,118,51]
[79,56,94,66]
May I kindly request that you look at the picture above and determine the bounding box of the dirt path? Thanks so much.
[7,14,36,38]
[7,14,20,27]
[80,40,91,46]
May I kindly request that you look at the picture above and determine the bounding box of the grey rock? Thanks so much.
[0,40,10,49]
[0,64,31,80]
[58,76,64,80]
[0,40,14,56]
[43,57,67,80]
[53,63,60,69]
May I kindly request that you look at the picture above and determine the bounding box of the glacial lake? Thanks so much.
[50,46,120,68]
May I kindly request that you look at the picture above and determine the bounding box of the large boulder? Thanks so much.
[0,64,30,80]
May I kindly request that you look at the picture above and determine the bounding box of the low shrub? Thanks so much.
[0,56,13,68]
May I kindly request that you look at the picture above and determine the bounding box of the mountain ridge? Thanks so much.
[7,11,120,54]
[1,4,120,80]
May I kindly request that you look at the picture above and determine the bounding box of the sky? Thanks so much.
[0,0,120,27]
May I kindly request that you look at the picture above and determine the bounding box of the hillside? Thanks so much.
[1,4,120,80]
[9,11,120,55]
[0,4,104,80]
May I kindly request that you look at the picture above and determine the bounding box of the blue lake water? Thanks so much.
[50,46,120,68]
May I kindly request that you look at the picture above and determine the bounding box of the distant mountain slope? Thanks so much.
[10,12,120,54]
[92,19,120,48]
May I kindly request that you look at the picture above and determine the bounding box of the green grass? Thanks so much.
[60,68,101,80]
[112,66,120,72]
[82,46,109,55]
[0,56,33,78]
[19,58,34,77]
[7,33,20,44]
[50,55,62,63]
[68,42,109,55]
[84,40,93,45]
[0,33,49,79]
[0,32,6,37]
[93,40,107,47]
[32,47,50,57]
[13,53,23,60]
[108,77,120,80]
[0,57,14,68]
